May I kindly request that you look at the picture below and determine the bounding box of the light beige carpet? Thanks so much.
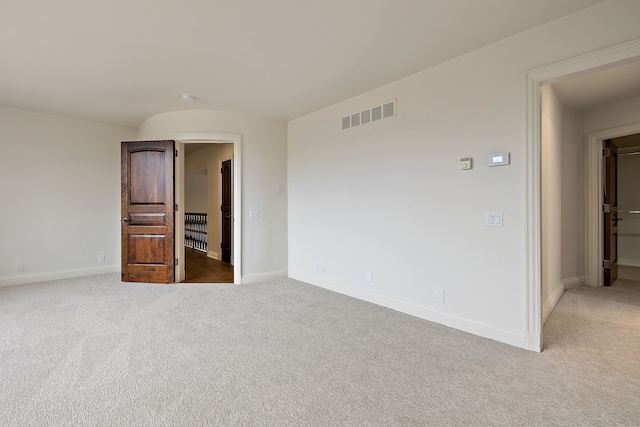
[1,274,639,426]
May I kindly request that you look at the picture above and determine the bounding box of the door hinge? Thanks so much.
[175,204,178,212]
[603,148,611,157]
[603,260,611,269]
[220,242,222,248]
[175,150,178,158]
[603,204,611,213]
[175,258,179,266]
[221,168,223,173]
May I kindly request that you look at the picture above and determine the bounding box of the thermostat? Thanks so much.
[460,157,472,170]
[487,152,510,167]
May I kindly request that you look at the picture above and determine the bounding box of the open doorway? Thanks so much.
[525,39,640,351]
[172,132,242,285]
[181,143,234,283]
[615,134,640,282]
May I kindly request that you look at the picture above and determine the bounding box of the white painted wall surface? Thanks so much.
[560,106,586,282]
[0,106,136,285]
[185,173,208,213]
[585,96,640,134]
[541,85,564,319]
[137,110,287,279]
[287,1,640,348]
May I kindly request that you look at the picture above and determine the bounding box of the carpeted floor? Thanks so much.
[1,274,639,426]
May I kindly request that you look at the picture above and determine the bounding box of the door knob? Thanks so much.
[121,217,129,223]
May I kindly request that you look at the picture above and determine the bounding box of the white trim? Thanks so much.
[241,270,288,284]
[0,266,120,288]
[173,132,242,285]
[586,122,640,287]
[289,270,524,348]
[524,38,640,352]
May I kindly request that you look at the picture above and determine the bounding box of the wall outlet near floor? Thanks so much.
[314,263,320,273]
[249,210,260,220]
[366,271,373,283]
[17,262,24,272]
[436,288,445,303]
[98,254,106,263]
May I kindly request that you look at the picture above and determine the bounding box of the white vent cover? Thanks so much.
[342,100,396,130]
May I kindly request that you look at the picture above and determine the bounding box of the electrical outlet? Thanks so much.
[436,289,445,303]
[366,271,373,282]
[17,262,24,272]
[314,263,320,273]
[98,255,106,263]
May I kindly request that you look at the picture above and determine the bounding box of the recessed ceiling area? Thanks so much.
[0,0,606,128]
[552,60,640,111]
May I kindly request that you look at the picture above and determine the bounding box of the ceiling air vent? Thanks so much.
[342,99,396,131]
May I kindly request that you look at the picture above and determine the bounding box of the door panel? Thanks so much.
[221,159,232,263]
[121,140,175,283]
[603,139,618,286]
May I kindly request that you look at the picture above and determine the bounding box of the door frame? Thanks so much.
[524,39,640,352]
[586,123,640,287]
[173,132,242,284]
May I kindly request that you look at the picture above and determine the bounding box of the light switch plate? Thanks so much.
[486,212,503,227]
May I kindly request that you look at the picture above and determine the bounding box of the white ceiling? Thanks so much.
[0,0,607,128]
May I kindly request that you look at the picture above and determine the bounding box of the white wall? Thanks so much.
[0,106,136,285]
[585,96,640,134]
[541,85,564,320]
[561,106,586,282]
[540,85,587,322]
[185,173,208,213]
[138,110,287,279]
[287,0,640,348]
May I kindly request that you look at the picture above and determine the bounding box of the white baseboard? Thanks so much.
[0,266,121,288]
[619,258,640,268]
[542,283,564,324]
[241,270,288,284]
[288,270,525,349]
[542,276,585,324]
[207,251,220,260]
[562,276,585,290]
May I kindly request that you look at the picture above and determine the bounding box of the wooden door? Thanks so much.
[221,159,232,263]
[121,140,175,283]
[603,139,619,286]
